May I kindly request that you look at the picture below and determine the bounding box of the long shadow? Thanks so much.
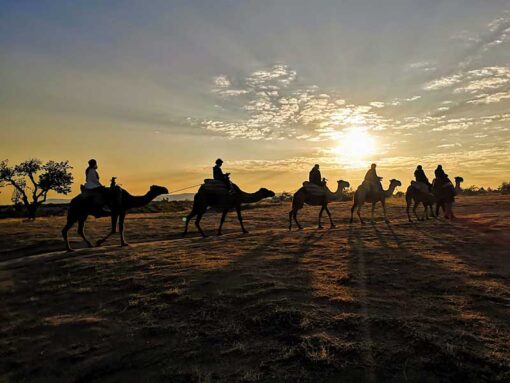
[379,222,510,379]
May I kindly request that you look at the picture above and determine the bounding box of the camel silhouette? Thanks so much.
[350,179,401,224]
[454,176,464,194]
[182,184,275,237]
[62,185,168,251]
[405,183,436,222]
[288,180,350,230]
[432,177,461,219]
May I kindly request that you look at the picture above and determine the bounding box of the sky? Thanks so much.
[1,0,510,203]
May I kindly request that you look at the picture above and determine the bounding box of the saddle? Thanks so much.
[411,181,430,195]
[202,179,239,194]
[80,185,123,212]
[302,181,327,197]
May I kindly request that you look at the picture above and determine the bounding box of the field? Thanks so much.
[1,195,509,382]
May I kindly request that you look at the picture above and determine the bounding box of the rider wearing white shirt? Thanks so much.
[84,159,102,189]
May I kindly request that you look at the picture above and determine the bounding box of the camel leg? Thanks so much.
[413,201,420,221]
[62,216,78,251]
[218,208,228,236]
[182,209,197,237]
[406,197,412,222]
[119,212,128,246]
[350,204,356,224]
[370,202,376,223]
[77,218,93,248]
[195,212,207,237]
[236,206,248,234]
[325,205,335,228]
[288,210,293,231]
[382,200,390,223]
[357,202,365,225]
[97,214,118,246]
[318,206,324,229]
[293,210,303,230]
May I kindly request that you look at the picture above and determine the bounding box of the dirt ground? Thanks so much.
[1,195,509,382]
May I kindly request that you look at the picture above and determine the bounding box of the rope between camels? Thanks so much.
[168,184,202,194]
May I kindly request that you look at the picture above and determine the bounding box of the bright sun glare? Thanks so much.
[331,129,376,166]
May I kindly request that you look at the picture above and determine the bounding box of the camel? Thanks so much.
[182,184,275,237]
[433,177,460,219]
[454,176,464,194]
[288,180,350,230]
[350,179,402,224]
[62,185,168,251]
[405,183,436,222]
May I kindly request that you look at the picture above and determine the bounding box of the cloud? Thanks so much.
[423,65,510,104]
[407,61,437,72]
[467,92,510,104]
[201,65,389,140]
[456,12,510,68]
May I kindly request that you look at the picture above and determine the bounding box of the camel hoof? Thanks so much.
[297,227,303,231]
[217,232,223,236]
[66,248,74,253]
[121,242,130,247]
[330,225,336,229]
[318,225,324,229]
[242,230,249,234]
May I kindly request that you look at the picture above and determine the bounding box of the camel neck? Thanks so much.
[384,185,397,198]
[125,191,155,209]
[239,190,264,203]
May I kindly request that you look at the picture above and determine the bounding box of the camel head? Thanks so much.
[257,188,276,199]
[337,180,350,189]
[389,179,402,188]
[454,176,464,185]
[149,185,169,196]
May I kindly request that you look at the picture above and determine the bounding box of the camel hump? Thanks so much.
[302,182,326,196]
[204,179,225,185]
[411,181,429,194]
[201,179,229,192]
[302,181,322,190]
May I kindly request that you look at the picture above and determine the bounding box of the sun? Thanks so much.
[331,128,376,166]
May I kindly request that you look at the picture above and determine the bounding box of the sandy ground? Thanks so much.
[1,195,509,382]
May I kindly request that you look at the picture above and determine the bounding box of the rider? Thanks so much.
[213,158,232,190]
[309,164,323,187]
[434,164,448,180]
[83,159,111,212]
[364,163,383,193]
[414,165,431,190]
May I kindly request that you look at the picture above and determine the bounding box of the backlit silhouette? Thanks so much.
[289,179,350,230]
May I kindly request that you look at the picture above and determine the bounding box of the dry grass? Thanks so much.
[0,195,509,382]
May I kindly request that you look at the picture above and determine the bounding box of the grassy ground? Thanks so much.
[0,195,509,382]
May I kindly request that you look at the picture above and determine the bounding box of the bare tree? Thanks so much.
[0,159,73,219]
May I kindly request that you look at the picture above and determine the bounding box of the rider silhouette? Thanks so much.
[364,163,383,193]
[309,164,323,186]
[213,158,232,190]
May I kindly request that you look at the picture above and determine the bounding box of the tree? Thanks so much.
[500,181,510,195]
[0,159,73,219]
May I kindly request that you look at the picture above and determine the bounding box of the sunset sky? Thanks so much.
[1,0,509,203]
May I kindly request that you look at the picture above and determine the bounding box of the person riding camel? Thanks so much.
[434,165,453,188]
[364,163,383,194]
[414,165,431,191]
[309,164,324,187]
[434,164,448,180]
[213,158,233,191]
[82,159,113,213]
